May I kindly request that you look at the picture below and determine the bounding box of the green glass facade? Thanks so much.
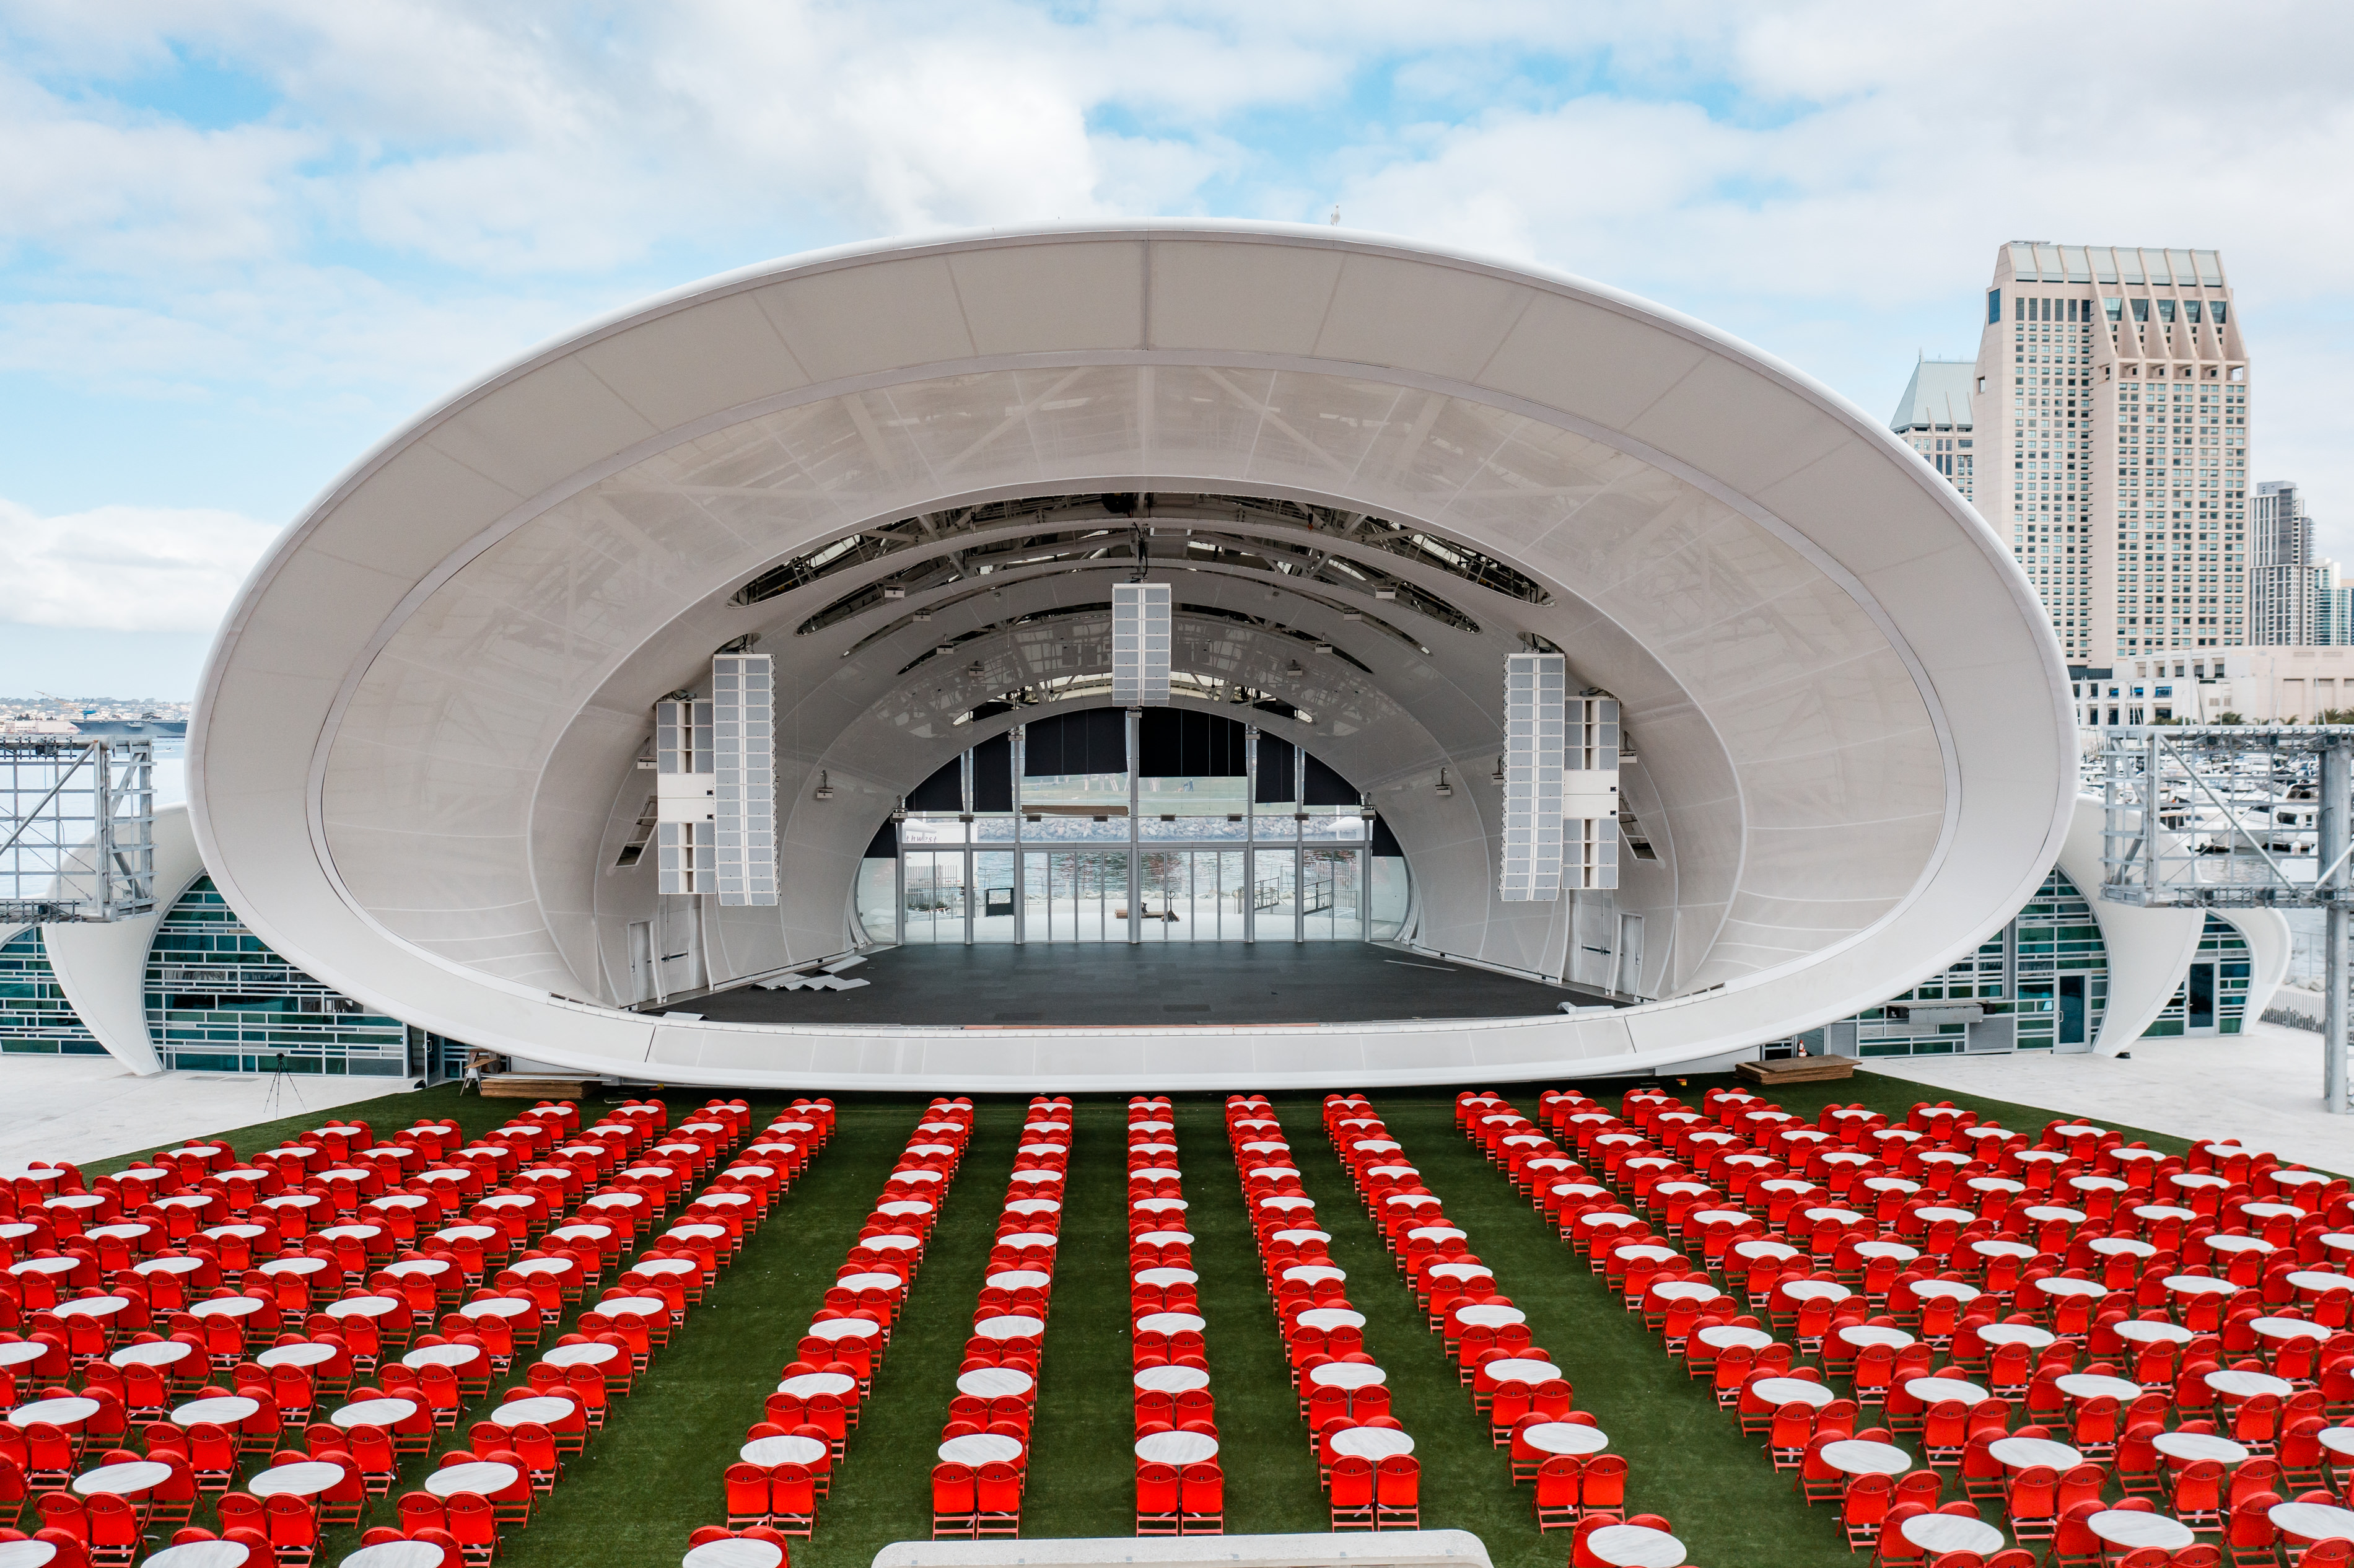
[2139,914,2252,1037]
[143,877,408,1074]
[0,928,108,1055]
[1844,867,2111,1058]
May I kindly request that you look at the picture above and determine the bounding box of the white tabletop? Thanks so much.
[423,1460,520,1497]
[1699,1325,1778,1350]
[1136,1312,1208,1334]
[2164,1274,2241,1295]
[329,1397,417,1427]
[490,1395,578,1427]
[259,1257,330,1276]
[1909,1280,1981,1301]
[2112,1320,2195,1344]
[1752,1377,1836,1408]
[110,1339,199,1367]
[1326,1427,1412,1460]
[256,1342,338,1368]
[1586,1523,1686,1568]
[2316,1429,2354,1458]
[1780,1280,1852,1302]
[544,1342,621,1369]
[325,1295,405,1318]
[987,1269,1051,1292]
[71,1460,173,1496]
[996,1232,1057,1250]
[1989,1437,2082,1469]
[2270,1502,2354,1541]
[1971,1240,2037,1259]
[1819,1440,1912,1476]
[1308,1362,1388,1391]
[775,1370,855,1398]
[1482,1357,1561,1386]
[133,1256,204,1276]
[2289,1271,2354,1293]
[2088,1512,2194,1549]
[1134,1268,1197,1288]
[1136,1365,1212,1393]
[0,1542,55,1568]
[973,1315,1044,1340]
[955,1368,1033,1399]
[0,1341,48,1368]
[11,1256,82,1275]
[2032,1277,2109,1298]
[144,1544,252,1568]
[2207,1369,2295,1399]
[836,1271,905,1294]
[2153,1432,2250,1464]
[10,1396,100,1427]
[51,1295,131,1320]
[1520,1421,1609,1456]
[510,1258,574,1278]
[383,1258,452,1277]
[941,1433,1025,1465]
[1904,1377,1992,1405]
[2252,1316,2332,1341]
[402,1342,485,1369]
[2054,1374,2142,1403]
[1730,1240,1800,1262]
[460,1297,533,1319]
[598,1295,668,1317]
[808,1316,878,1339]
[740,1435,826,1467]
[1901,1517,2003,1556]
[1453,1303,1526,1328]
[1648,1281,1718,1302]
[248,1460,344,1497]
[1977,1323,2057,1348]
[2089,1237,2156,1257]
[189,1295,266,1318]
[682,1540,785,1568]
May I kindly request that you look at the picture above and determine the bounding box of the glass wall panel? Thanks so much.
[972,851,1018,943]
[1302,848,1363,940]
[1023,849,1131,942]
[902,851,966,944]
[1253,848,1298,937]
[1369,856,1411,942]
[1138,849,1249,941]
[854,859,899,944]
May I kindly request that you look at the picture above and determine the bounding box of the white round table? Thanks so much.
[1699,1325,1778,1351]
[2085,1512,2193,1551]
[1971,1240,2037,1261]
[2112,1320,2194,1344]
[1481,1357,1560,1386]
[491,1396,578,1427]
[2089,1237,2156,1258]
[189,1296,266,1318]
[0,1342,48,1369]
[460,1298,533,1320]
[52,1296,129,1320]
[1521,1422,1609,1456]
[112,1339,199,1368]
[1819,1440,1911,1476]
[1454,1304,1526,1328]
[423,1460,520,1497]
[1290,1308,1362,1333]
[997,1232,1057,1251]
[2288,1271,2354,1294]
[9,1396,100,1429]
[330,1397,417,1429]
[955,1367,1031,1400]
[1307,1363,1387,1391]
[1136,1313,1208,1335]
[1134,1268,1197,1289]
[1978,1323,2057,1349]
[776,1370,855,1399]
[1909,1281,1981,1302]
[1780,1281,1852,1303]
[1752,1377,1836,1408]
[987,1270,1051,1292]
[260,1257,330,1277]
[973,1315,1044,1341]
[1904,1377,1992,1406]
[1135,1365,1212,1393]
[2271,1502,2354,1544]
[2164,1275,2241,1297]
[0,1543,56,1568]
[1989,1437,2081,1469]
[1648,1281,1719,1303]
[807,1318,878,1342]
[256,1342,337,1369]
[740,1436,826,1467]
[2153,1432,2249,1465]
[247,1460,344,1498]
[2207,1369,2295,1399]
[837,1271,905,1294]
[71,1460,172,1496]
[325,1295,405,1319]
[402,1343,486,1370]
[2054,1374,2142,1403]
[144,1544,252,1568]
[2031,1277,2108,1300]
[1326,1427,1413,1461]
[941,1433,1025,1465]
[2252,1317,2332,1342]
[682,1540,785,1568]
[1901,1516,2003,1556]
[545,1342,621,1369]
[1586,1523,1687,1567]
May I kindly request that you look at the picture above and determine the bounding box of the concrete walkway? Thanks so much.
[1858,1018,2354,1174]
[0,1055,421,1171]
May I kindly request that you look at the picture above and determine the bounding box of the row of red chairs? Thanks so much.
[1130,1096,1221,1536]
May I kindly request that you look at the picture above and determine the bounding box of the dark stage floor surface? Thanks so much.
[686,944,1607,1028]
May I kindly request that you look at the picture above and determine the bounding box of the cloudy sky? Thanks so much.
[4,0,2352,699]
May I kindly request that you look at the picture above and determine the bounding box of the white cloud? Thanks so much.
[0,498,278,632]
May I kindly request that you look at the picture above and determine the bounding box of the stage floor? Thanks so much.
[686,944,1603,1028]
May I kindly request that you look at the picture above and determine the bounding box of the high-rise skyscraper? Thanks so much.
[1889,358,1977,504]
[2317,559,2354,648]
[2249,480,2321,645]
[1972,243,2250,666]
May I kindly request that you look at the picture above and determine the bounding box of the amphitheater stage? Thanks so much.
[683,944,1606,1029]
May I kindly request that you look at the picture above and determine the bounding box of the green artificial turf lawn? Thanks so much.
[69,1057,2280,1567]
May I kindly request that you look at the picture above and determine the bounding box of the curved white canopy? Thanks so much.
[190,222,2075,1089]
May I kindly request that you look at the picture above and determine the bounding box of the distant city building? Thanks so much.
[1888,357,1976,502]
[1975,243,2249,667]
[2250,480,2321,645]
[2317,559,2354,649]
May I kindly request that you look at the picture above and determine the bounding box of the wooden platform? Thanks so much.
[1738,1054,1855,1085]
[477,1074,589,1099]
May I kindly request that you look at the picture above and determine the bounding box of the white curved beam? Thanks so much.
[191,223,2075,1090]
[2219,906,2293,1025]
[39,804,206,1076]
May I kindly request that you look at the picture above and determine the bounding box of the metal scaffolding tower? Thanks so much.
[0,735,156,923]
[2096,725,2350,1113]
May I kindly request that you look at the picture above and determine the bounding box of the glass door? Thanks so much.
[902,850,966,945]
[1022,848,1132,942]
[972,851,1017,944]
[2186,962,2217,1034]
[1300,848,1362,941]
[1137,849,1249,942]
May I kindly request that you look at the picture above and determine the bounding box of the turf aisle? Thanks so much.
[491,1096,914,1567]
[1373,1089,1862,1568]
[1017,1098,1136,1538]
[785,1097,1022,1566]
[1273,1096,1541,1559]
[1173,1095,1326,1535]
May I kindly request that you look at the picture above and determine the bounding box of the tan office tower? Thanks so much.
[1974,243,2250,666]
